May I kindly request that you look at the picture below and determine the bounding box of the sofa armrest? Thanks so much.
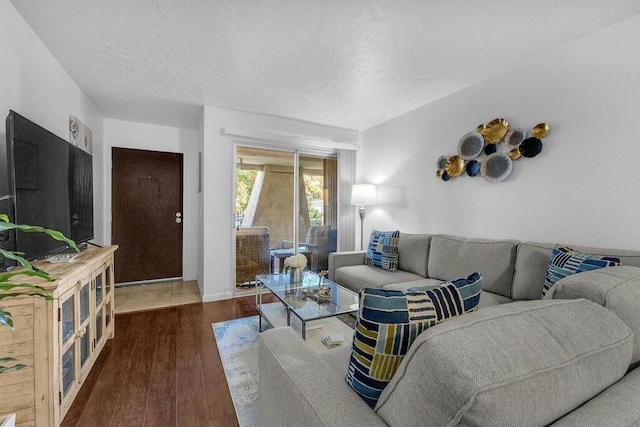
[328,251,366,280]
[259,327,386,427]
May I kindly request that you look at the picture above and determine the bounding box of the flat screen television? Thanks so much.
[0,110,94,265]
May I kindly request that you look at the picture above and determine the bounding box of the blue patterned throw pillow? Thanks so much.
[542,246,621,298]
[345,272,482,408]
[365,230,400,272]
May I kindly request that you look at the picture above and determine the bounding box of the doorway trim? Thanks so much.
[111,147,184,283]
[102,121,200,285]
[232,141,354,295]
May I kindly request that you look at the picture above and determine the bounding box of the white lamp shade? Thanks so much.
[351,184,377,205]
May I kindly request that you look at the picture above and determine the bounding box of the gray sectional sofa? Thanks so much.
[258,233,640,426]
[329,233,640,306]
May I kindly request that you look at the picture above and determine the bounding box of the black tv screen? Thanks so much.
[1,110,94,263]
[69,143,94,244]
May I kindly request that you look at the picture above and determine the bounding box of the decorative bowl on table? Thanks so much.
[317,286,331,302]
[285,293,307,308]
[301,288,317,297]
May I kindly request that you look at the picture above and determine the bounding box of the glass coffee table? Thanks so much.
[255,272,359,340]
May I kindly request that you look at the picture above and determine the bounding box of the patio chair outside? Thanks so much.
[236,226,270,287]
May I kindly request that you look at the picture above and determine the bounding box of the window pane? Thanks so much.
[234,148,338,292]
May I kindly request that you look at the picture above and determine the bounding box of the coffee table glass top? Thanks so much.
[256,272,359,322]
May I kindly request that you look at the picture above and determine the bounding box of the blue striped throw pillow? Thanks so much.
[542,246,621,298]
[365,229,400,272]
[345,272,482,408]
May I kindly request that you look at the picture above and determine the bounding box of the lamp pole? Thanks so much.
[358,204,366,250]
[351,184,376,251]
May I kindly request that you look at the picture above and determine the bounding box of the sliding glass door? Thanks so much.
[234,146,338,293]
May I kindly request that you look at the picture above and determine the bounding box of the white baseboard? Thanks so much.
[202,291,234,302]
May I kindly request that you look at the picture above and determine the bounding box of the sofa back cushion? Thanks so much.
[397,233,432,277]
[513,241,640,300]
[375,299,633,427]
[428,234,518,298]
[545,265,640,367]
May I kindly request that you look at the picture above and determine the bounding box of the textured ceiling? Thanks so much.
[10,1,640,131]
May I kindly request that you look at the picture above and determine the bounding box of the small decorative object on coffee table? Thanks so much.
[315,270,330,301]
[319,270,326,282]
[317,283,331,302]
[284,253,307,283]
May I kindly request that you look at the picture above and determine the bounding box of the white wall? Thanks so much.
[360,15,640,250]
[103,119,199,280]
[200,106,359,301]
[197,108,205,295]
[0,0,105,242]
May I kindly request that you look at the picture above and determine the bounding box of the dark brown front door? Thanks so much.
[112,148,183,283]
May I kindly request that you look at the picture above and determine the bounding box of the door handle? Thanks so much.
[175,212,182,224]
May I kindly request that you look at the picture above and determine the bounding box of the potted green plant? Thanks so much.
[0,214,77,426]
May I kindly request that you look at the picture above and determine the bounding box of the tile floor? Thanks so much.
[114,280,202,314]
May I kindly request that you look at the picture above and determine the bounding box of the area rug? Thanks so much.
[212,313,356,427]
[212,315,263,427]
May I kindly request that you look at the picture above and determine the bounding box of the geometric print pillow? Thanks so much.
[542,245,621,298]
[345,272,482,408]
[365,229,400,272]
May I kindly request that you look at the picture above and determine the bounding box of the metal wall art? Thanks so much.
[437,118,550,183]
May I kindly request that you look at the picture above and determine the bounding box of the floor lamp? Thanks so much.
[351,184,377,250]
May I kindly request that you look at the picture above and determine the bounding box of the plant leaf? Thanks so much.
[0,292,52,302]
[0,267,56,289]
[0,249,32,269]
[0,222,78,252]
[0,281,50,291]
[0,308,14,329]
[0,363,26,373]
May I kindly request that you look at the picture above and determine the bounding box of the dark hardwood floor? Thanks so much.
[62,294,275,427]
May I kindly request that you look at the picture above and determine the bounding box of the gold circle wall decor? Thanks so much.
[484,118,510,144]
[508,148,521,160]
[532,123,550,139]
[445,155,465,177]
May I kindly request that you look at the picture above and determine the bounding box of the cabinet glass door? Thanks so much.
[79,279,91,369]
[60,288,78,400]
[61,294,75,346]
[62,346,75,397]
[94,272,103,306]
[105,264,112,295]
[105,299,112,331]
[96,308,103,343]
[80,281,90,324]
